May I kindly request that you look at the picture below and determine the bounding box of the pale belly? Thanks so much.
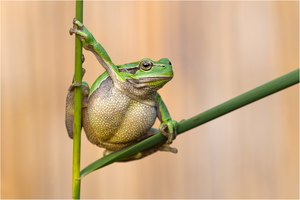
[82,78,157,151]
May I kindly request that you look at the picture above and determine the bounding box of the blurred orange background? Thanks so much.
[1,1,299,199]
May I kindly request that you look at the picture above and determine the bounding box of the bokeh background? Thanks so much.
[1,1,299,199]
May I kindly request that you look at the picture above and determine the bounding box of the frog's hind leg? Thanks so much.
[65,68,90,139]
[118,128,178,162]
[138,128,178,153]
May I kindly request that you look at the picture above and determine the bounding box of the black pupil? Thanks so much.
[169,61,172,65]
[143,62,151,68]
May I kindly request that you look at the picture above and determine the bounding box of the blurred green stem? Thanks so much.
[72,0,83,199]
[81,68,299,177]
[177,68,299,133]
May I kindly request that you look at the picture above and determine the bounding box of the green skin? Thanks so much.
[66,19,177,159]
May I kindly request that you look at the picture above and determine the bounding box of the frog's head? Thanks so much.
[119,58,174,92]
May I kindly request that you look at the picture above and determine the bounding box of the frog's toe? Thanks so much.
[159,144,178,154]
[166,133,175,144]
[161,131,174,144]
[73,18,84,28]
[103,149,112,156]
[69,27,77,35]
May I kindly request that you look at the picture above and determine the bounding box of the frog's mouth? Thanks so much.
[127,77,172,88]
[138,76,172,83]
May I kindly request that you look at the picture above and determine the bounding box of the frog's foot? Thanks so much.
[118,144,177,162]
[142,128,177,153]
[68,82,81,91]
[69,18,96,49]
[159,120,177,144]
[68,68,87,91]
[103,149,143,161]
[69,18,84,34]
[159,144,178,154]
[68,81,89,95]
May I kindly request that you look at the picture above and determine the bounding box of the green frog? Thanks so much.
[66,19,177,159]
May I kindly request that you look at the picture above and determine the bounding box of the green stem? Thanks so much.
[177,68,299,134]
[72,0,83,199]
[80,68,299,177]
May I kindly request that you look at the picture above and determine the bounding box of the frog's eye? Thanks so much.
[168,61,172,65]
[140,60,153,71]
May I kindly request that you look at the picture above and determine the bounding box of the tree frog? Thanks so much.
[66,19,177,160]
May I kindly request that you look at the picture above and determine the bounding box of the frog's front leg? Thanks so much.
[156,94,177,144]
[69,18,125,83]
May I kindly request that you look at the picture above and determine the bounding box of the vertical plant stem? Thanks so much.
[72,0,83,199]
